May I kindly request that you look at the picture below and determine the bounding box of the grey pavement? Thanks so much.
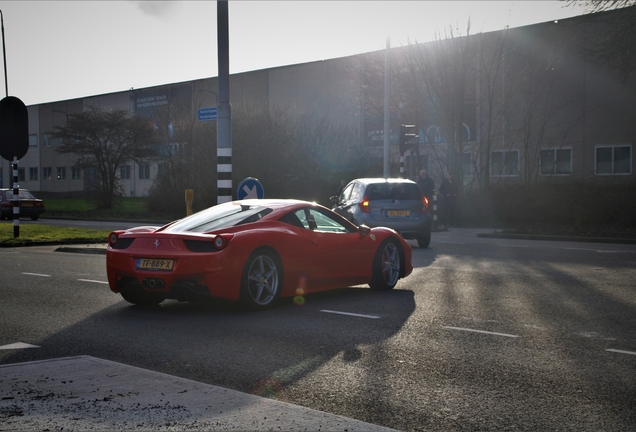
[0,356,396,431]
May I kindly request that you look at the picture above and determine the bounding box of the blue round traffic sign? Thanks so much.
[236,177,265,200]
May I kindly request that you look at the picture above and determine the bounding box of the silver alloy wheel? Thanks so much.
[246,254,280,306]
[381,242,400,287]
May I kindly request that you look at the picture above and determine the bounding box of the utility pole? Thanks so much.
[383,37,390,179]
[216,0,232,204]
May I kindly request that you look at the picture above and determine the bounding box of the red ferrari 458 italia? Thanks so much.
[106,199,413,310]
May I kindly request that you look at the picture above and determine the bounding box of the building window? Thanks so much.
[490,150,519,177]
[42,167,52,181]
[540,149,572,175]
[29,134,38,147]
[139,164,150,180]
[120,165,131,180]
[18,168,25,182]
[462,151,472,177]
[42,134,51,147]
[56,166,66,181]
[53,137,64,147]
[29,167,38,181]
[71,166,81,181]
[157,163,166,177]
[596,145,632,175]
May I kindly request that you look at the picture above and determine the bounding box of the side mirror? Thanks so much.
[358,225,371,236]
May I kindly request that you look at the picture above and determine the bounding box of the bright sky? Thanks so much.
[0,1,591,106]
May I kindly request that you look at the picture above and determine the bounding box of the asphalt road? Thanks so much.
[1,228,635,431]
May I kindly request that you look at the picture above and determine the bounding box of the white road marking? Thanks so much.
[78,279,109,284]
[320,310,380,319]
[562,248,635,254]
[606,349,636,356]
[443,326,519,338]
[22,272,51,277]
[0,342,40,350]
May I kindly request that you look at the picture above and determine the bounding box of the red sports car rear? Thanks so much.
[106,199,413,309]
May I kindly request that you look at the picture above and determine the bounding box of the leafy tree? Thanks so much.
[53,107,158,209]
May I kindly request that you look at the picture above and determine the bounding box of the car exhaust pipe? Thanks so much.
[142,278,165,290]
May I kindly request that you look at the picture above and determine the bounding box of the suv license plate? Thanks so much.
[387,210,410,217]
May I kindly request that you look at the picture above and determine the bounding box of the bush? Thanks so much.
[459,178,636,237]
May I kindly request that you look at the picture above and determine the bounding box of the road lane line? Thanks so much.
[78,279,109,284]
[606,349,636,356]
[443,326,519,338]
[22,272,51,277]
[320,310,380,319]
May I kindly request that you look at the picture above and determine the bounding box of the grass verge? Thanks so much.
[0,224,111,247]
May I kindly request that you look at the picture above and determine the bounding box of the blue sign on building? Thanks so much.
[237,177,265,200]
[198,107,217,121]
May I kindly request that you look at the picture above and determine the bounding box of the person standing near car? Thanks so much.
[439,171,458,227]
[416,169,435,202]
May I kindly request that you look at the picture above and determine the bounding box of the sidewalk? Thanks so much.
[0,356,396,431]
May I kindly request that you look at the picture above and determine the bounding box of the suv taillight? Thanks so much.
[359,195,371,213]
[422,196,429,213]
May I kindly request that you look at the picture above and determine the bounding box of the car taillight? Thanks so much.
[359,195,371,213]
[108,232,119,246]
[213,233,234,250]
[422,196,429,213]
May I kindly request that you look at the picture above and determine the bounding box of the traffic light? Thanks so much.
[399,124,418,155]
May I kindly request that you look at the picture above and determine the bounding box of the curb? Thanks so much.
[55,246,107,255]
[477,232,636,244]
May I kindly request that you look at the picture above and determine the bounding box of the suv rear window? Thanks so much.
[365,183,422,201]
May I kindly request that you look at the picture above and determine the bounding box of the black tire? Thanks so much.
[369,239,401,290]
[30,215,39,221]
[120,288,164,307]
[417,227,431,248]
[240,249,282,310]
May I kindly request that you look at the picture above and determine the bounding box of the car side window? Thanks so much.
[349,183,361,202]
[280,208,356,234]
[338,183,354,205]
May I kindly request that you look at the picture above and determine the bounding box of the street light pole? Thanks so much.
[216,0,232,204]
[0,9,8,97]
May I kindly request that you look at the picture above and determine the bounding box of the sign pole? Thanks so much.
[12,156,18,237]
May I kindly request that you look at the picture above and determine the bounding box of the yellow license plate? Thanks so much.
[137,258,174,271]
[388,210,410,217]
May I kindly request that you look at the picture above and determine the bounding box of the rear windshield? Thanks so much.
[4,190,36,199]
[162,203,272,233]
[365,183,422,201]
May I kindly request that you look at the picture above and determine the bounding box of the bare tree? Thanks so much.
[406,23,476,185]
[53,107,158,208]
[566,1,636,81]
[473,29,511,191]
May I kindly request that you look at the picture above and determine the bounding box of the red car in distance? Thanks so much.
[0,189,45,221]
[106,199,413,310]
